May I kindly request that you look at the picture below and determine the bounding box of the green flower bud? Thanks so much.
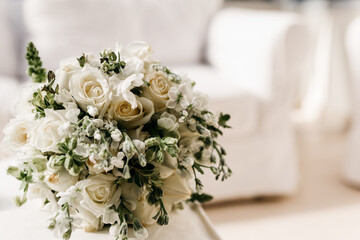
[123,140,135,159]
[162,137,178,145]
[145,137,158,147]
[155,150,164,164]
[139,154,147,167]
[166,146,178,158]
[210,167,219,175]
[123,165,130,179]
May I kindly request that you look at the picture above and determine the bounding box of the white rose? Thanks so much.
[117,41,156,68]
[144,71,172,112]
[133,201,159,226]
[3,115,33,152]
[44,169,78,192]
[57,186,103,232]
[152,162,175,179]
[120,182,145,211]
[55,58,82,90]
[32,109,67,153]
[107,96,154,129]
[76,174,120,218]
[133,173,191,226]
[162,173,192,210]
[125,42,153,60]
[77,207,104,232]
[68,65,111,116]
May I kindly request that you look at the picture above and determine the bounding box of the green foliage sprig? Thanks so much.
[144,137,179,164]
[100,50,126,75]
[31,71,64,119]
[7,163,33,206]
[26,42,47,83]
[186,110,232,197]
[77,54,87,67]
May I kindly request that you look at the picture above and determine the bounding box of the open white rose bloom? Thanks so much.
[2,42,232,240]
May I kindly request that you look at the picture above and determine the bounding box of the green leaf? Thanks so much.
[189,193,213,203]
[100,50,126,75]
[77,54,87,67]
[218,113,231,129]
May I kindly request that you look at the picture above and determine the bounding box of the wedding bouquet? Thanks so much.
[3,41,231,240]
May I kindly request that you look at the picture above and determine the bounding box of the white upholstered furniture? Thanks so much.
[344,15,360,186]
[0,0,309,201]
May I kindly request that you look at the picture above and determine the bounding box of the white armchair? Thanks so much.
[198,8,309,201]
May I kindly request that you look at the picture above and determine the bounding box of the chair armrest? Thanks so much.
[207,8,309,104]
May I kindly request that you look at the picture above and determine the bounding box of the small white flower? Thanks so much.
[111,132,121,143]
[104,152,125,172]
[57,186,80,205]
[110,222,128,238]
[116,73,144,109]
[134,219,149,240]
[58,122,74,137]
[167,84,191,111]
[122,57,145,77]
[65,108,80,123]
[94,130,102,141]
[133,140,145,153]
[202,149,212,160]
[122,139,135,159]
[55,89,75,105]
[191,91,208,109]
[103,207,120,225]
[74,143,89,157]
[92,119,104,128]
[180,157,194,168]
[157,112,179,135]
[203,112,218,127]
[87,105,99,117]
[51,210,71,238]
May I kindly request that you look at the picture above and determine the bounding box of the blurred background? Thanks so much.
[2,0,360,239]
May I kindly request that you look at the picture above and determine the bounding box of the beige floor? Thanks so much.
[204,126,360,239]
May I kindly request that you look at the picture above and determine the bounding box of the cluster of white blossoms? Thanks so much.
[3,42,231,240]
